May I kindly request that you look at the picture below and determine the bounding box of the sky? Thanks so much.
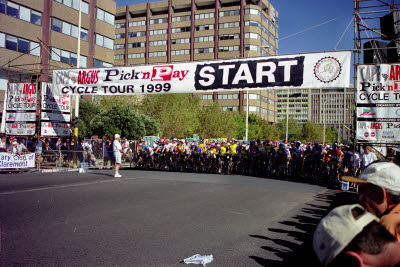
[116,0,356,55]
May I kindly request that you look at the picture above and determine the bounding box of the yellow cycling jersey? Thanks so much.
[219,146,227,156]
[208,148,217,158]
[230,144,238,155]
[265,145,274,154]
[199,143,205,151]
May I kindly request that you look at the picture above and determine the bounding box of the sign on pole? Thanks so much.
[53,51,351,95]
[356,64,400,142]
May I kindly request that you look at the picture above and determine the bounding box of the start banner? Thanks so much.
[53,51,351,95]
[0,153,35,169]
[356,64,400,142]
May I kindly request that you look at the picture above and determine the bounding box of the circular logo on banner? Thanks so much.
[371,132,376,137]
[396,109,400,116]
[364,132,369,137]
[314,57,342,83]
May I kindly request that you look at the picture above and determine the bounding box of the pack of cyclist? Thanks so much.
[127,137,365,185]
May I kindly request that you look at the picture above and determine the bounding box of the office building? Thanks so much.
[114,0,279,123]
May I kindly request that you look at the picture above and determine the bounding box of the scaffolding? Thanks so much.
[354,0,400,154]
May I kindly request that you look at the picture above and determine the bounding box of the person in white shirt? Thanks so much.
[113,134,124,178]
[362,146,378,171]
[0,137,8,152]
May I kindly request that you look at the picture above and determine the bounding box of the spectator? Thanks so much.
[353,161,400,241]
[0,136,9,152]
[113,134,123,178]
[313,204,400,267]
[361,146,378,170]
[17,138,29,154]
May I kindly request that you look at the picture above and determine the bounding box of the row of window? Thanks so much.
[219,9,239,17]
[222,106,239,112]
[195,12,214,20]
[245,20,261,28]
[51,47,87,67]
[245,8,261,16]
[172,27,190,33]
[95,34,113,50]
[194,36,214,43]
[171,49,189,56]
[150,40,167,46]
[172,38,189,44]
[129,20,146,27]
[128,53,145,59]
[151,18,168,25]
[172,15,190,22]
[149,51,167,57]
[52,18,88,41]
[195,47,213,54]
[195,24,214,31]
[219,21,239,29]
[54,0,89,14]
[245,32,260,40]
[219,45,239,52]
[150,29,167,36]
[94,59,112,68]
[219,33,239,40]
[129,31,146,38]
[0,0,41,26]
[97,8,114,25]
[129,42,145,48]
[114,44,124,50]
[0,32,40,57]
[114,54,124,61]
[218,94,239,100]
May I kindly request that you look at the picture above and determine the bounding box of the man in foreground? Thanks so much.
[313,204,400,266]
[113,134,123,178]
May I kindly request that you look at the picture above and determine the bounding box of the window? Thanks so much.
[245,20,261,28]
[150,29,167,35]
[262,26,268,35]
[81,1,88,14]
[114,54,124,61]
[72,0,79,10]
[62,21,71,35]
[195,24,214,31]
[96,34,113,49]
[172,15,190,22]
[129,20,145,27]
[201,95,213,100]
[219,22,239,29]
[80,28,88,41]
[149,51,167,57]
[115,23,125,28]
[70,52,77,66]
[128,53,145,59]
[172,27,190,33]
[0,0,5,14]
[222,106,238,112]
[61,50,70,63]
[245,33,260,40]
[97,8,114,25]
[94,59,113,68]
[7,1,18,17]
[5,35,17,51]
[128,31,145,38]
[17,38,29,53]
[115,33,125,39]
[218,45,239,52]
[219,10,239,17]
[219,34,239,40]
[244,44,260,52]
[171,38,189,44]
[19,6,30,22]
[52,18,62,32]
[128,42,145,48]
[51,47,61,61]
[150,18,168,24]
[114,44,125,50]
[79,55,87,68]
[31,10,41,25]
[194,36,214,42]
[0,32,5,47]
[71,25,78,38]
[194,12,214,20]
[29,41,40,57]
[63,0,71,7]
[150,40,167,46]
[245,8,261,16]
[194,47,213,54]
[171,49,189,56]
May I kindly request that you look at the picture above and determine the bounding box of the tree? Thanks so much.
[276,117,302,142]
[196,102,235,138]
[300,121,323,143]
[232,113,280,140]
[77,99,100,137]
[325,126,338,144]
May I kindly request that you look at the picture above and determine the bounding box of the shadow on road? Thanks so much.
[249,190,357,267]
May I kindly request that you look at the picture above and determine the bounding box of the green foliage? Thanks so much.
[325,126,338,144]
[276,117,302,142]
[77,99,160,139]
[301,121,323,143]
[196,102,235,138]
[232,112,280,140]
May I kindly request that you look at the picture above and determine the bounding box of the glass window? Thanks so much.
[61,50,70,64]
[6,35,17,51]
[19,6,31,22]
[0,32,4,47]
[104,12,114,25]
[80,28,88,41]
[30,41,40,57]
[7,2,18,18]
[97,8,104,21]
[62,21,71,35]
[18,38,29,53]
[0,0,5,14]
[70,52,77,66]
[64,0,72,8]
[71,25,78,38]
[31,10,41,25]
[94,59,102,68]
[51,47,60,61]
[81,1,89,14]
[104,37,113,49]
[72,0,79,10]
[52,18,62,32]
[96,34,103,46]
[79,55,87,68]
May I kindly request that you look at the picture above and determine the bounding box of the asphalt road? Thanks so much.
[0,169,355,266]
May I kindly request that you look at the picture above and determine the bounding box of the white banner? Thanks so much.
[41,122,71,137]
[356,64,400,142]
[5,123,36,135]
[53,51,351,95]
[6,112,36,122]
[6,83,37,111]
[41,83,71,136]
[0,152,35,169]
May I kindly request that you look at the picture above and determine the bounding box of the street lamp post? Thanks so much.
[285,93,289,143]
[323,99,326,145]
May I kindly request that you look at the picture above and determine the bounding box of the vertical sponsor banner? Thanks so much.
[41,83,71,136]
[0,88,7,133]
[356,64,400,142]
[5,83,37,136]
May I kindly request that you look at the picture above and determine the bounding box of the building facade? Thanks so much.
[114,0,279,123]
[0,0,116,85]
